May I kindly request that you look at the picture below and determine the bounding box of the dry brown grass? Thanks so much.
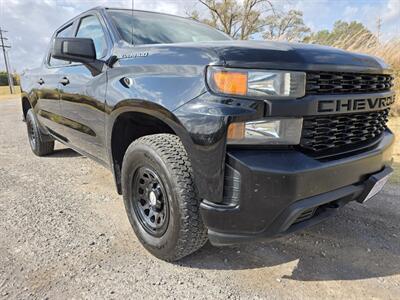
[0,86,21,96]
[388,117,400,162]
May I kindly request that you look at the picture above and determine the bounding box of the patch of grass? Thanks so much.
[0,86,20,96]
[387,118,399,182]
[388,117,400,163]
[389,162,400,185]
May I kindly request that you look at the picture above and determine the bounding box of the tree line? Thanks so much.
[189,0,378,49]
[0,72,19,86]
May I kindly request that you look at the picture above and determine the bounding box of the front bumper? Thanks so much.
[200,130,394,246]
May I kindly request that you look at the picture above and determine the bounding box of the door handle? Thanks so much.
[59,77,70,86]
[37,78,45,85]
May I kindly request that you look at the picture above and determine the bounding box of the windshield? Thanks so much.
[108,9,231,45]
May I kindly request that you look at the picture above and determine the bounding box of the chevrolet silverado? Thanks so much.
[21,7,395,261]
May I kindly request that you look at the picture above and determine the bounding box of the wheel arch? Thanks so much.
[107,100,193,194]
[21,94,32,121]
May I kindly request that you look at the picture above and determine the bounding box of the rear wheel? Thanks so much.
[121,134,207,261]
[26,109,54,156]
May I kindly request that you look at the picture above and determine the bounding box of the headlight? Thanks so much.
[227,118,303,145]
[207,67,306,99]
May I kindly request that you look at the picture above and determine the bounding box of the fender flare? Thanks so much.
[106,99,195,193]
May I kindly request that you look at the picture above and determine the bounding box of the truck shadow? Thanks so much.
[48,148,82,158]
[180,187,400,281]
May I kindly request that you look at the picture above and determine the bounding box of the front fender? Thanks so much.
[174,92,264,203]
[105,94,263,203]
[105,62,264,203]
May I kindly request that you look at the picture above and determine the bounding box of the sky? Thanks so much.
[0,0,399,72]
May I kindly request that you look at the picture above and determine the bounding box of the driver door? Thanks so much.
[36,22,76,137]
[57,14,110,163]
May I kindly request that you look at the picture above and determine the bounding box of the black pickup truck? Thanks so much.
[21,7,395,261]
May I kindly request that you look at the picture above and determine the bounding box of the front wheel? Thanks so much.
[121,134,207,261]
[26,109,54,156]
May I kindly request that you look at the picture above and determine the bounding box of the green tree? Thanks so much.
[0,71,19,86]
[0,72,8,86]
[303,20,377,49]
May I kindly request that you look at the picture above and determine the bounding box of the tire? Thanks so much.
[121,134,207,261]
[26,109,54,156]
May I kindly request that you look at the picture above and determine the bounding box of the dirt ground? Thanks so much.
[0,97,399,299]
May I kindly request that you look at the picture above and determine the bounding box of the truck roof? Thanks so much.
[55,6,203,35]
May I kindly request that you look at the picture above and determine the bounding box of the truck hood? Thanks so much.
[199,40,390,73]
[115,40,390,74]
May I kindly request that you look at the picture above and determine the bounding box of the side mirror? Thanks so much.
[52,37,96,63]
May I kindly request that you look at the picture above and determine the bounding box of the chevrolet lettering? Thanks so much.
[318,95,395,113]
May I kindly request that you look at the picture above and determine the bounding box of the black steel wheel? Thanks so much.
[132,167,169,237]
[121,134,208,261]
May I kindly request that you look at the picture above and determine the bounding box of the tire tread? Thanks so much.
[128,134,207,261]
[26,109,54,156]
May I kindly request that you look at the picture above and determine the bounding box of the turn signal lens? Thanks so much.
[227,122,245,140]
[211,71,248,96]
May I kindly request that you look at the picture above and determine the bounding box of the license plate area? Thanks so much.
[357,166,393,203]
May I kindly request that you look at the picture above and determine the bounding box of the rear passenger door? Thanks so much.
[57,13,110,163]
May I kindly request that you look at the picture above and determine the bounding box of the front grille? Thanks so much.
[300,109,389,155]
[306,72,393,95]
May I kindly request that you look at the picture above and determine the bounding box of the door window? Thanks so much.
[76,15,107,59]
[49,23,75,66]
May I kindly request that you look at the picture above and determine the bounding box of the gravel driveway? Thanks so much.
[1,97,399,299]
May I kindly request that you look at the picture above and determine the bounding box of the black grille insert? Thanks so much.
[306,72,393,95]
[300,109,389,155]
